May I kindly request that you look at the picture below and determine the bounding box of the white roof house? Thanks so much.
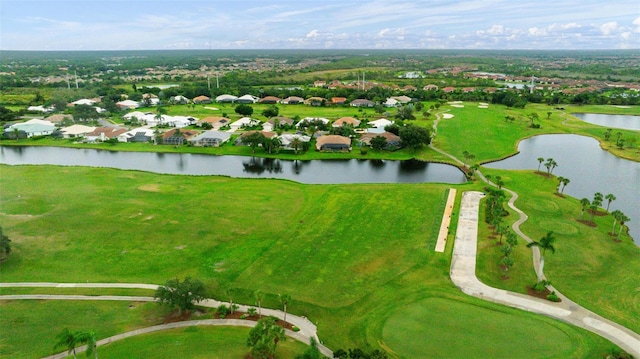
[235,94,259,104]
[71,98,96,106]
[116,100,141,109]
[368,118,394,129]
[278,133,311,149]
[383,98,400,107]
[229,117,260,130]
[60,124,96,138]
[215,94,238,103]
[27,105,55,113]
[6,119,56,138]
[118,128,155,143]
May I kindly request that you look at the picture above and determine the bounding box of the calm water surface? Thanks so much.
[486,134,640,244]
[0,146,467,185]
[573,113,640,131]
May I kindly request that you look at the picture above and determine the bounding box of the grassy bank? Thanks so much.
[0,165,631,357]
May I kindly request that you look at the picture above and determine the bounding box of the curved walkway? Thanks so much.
[0,283,332,358]
[451,191,640,357]
[40,319,325,359]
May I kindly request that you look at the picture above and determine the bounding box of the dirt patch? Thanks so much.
[526,286,561,302]
[553,193,566,198]
[138,184,161,192]
[576,219,597,227]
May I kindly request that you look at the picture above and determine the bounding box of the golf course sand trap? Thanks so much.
[205,106,219,110]
[447,101,463,104]
[451,104,464,108]
[478,105,488,108]
[479,102,489,106]
[435,188,456,252]
[442,113,454,119]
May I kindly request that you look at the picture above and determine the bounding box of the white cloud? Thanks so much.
[599,21,619,35]
[306,30,319,38]
[487,25,504,35]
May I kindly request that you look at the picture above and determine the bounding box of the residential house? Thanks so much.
[235,94,259,104]
[259,96,281,104]
[188,130,231,147]
[161,128,199,145]
[392,95,412,104]
[359,131,402,148]
[350,99,375,107]
[118,128,155,143]
[116,100,140,110]
[304,97,326,106]
[60,124,96,139]
[27,105,55,113]
[313,80,326,87]
[215,94,237,103]
[332,117,361,127]
[230,117,260,130]
[368,118,394,130]
[383,98,399,107]
[402,85,417,92]
[45,114,74,125]
[193,95,212,104]
[198,116,231,130]
[85,127,128,142]
[5,119,56,138]
[423,84,439,91]
[278,133,311,150]
[169,95,190,104]
[263,117,294,132]
[316,135,351,151]
[331,97,347,105]
[442,87,456,93]
[280,96,304,105]
[236,130,277,145]
[70,98,97,106]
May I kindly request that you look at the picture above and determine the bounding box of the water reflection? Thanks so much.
[243,157,284,174]
[573,113,640,131]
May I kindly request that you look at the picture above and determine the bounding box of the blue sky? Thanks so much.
[1,0,639,50]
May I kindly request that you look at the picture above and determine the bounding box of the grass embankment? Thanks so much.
[476,167,640,333]
[433,102,639,163]
[0,165,619,358]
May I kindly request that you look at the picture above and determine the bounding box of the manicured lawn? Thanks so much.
[382,298,613,359]
[0,300,168,358]
[477,167,640,333]
[0,164,633,358]
[91,326,308,359]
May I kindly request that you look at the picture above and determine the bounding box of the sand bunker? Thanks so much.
[205,106,219,110]
[451,104,464,108]
[479,102,489,106]
[478,105,488,108]
[442,113,454,119]
[448,101,463,104]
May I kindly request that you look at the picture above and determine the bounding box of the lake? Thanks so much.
[573,113,640,131]
[485,134,640,244]
[0,146,467,185]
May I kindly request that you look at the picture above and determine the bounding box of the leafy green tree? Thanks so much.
[154,277,206,315]
[54,328,82,359]
[384,123,400,135]
[399,124,430,149]
[279,293,292,325]
[501,255,515,276]
[370,136,387,150]
[0,227,11,261]
[296,337,322,359]
[73,104,100,123]
[242,132,266,154]
[605,193,616,212]
[526,231,556,273]
[604,128,612,141]
[261,105,279,118]
[505,231,518,247]
[235,104,254,116]
[246,316,285,359]
[290,137,302,154]
[617,213,630,239]
[394,105,415,120]
[611,210,623,235]
[559,177,570,194]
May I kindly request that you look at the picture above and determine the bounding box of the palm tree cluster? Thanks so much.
[54,328,98,359]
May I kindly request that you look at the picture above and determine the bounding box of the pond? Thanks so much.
[0,146,467,185]
[573,113,640,131]
[485,134,640,244]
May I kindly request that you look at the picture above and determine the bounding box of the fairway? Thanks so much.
[382,298,604,359]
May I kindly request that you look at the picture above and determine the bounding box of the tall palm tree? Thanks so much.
[291,138,301,154]
[254,289,264,317]
[537,157,544,172]
[610,210,623,235]
[605,193,616,212]
[78,331,98,359]
[54,328,81,359]
[279,293,291,325]
[560,177,570,194]
[526,231,556,273]
[580,198,590,219]
[618,214,630,239]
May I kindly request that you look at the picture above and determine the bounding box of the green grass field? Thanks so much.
[0,164,635,358]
